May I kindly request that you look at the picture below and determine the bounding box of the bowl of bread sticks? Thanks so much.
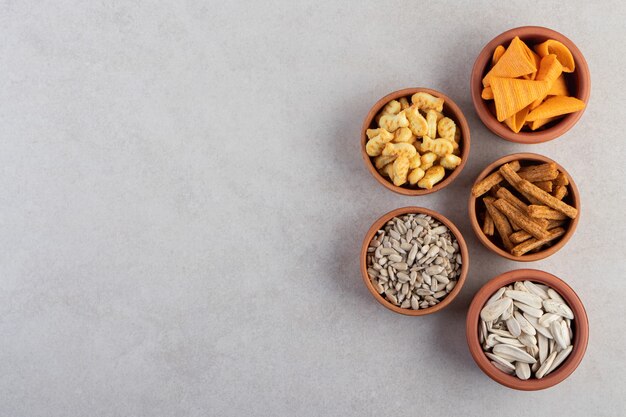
[468,153,580,261]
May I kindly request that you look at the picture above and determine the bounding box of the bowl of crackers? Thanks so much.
[471,26,590,143]
[361,88,470,195]
[468,153,580,261]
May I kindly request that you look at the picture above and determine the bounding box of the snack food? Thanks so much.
[365,92,463,189]
[479,281,575,380]
[472,159,577,257]
[366,213,462,310]
[481,36,586,132]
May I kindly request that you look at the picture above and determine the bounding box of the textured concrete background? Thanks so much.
[2,1,625,416]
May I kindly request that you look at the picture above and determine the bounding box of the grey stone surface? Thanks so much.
[1,1,625,416]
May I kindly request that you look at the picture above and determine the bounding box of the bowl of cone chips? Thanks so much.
[471,26,590,143]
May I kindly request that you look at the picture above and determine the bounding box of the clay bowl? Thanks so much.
[471,26,590,143]
[466,269,589,390]
[360,206,469,316]
[361,88,471,195]
[468,153,580,262]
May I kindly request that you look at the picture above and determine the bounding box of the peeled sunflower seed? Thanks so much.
[523,280,549,300]
[542,299,574,320]
[480,297,513,322]
[550,320,569,350]
[514,311,536,336]
[536,351,557,379]
[505,290,543,309]
[492,344,537,364]
[538,313,561,327]
[485,352,515,370]
[514,302,543,318]
[546,345,573,375]
[515,362,531,380]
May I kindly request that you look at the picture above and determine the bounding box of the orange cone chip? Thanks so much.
[481,86,494,100]
[492,45,506,65]
[534,39,575,72]
[483,37,537,87]
[547,75,569,96]
[504,105,531,133]
[526,96,586,122]
[491,77,550,122]
[529,54,563,109]
[529,116,558,131]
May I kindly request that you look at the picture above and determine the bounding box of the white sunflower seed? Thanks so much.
[514,302,543,318]
[547,288,565,303]
[524,313,554,339]
[506,317,522,337]
[536,351,557,379]
[550,320,569,350]
[542,299,574,320]
[523,281,549,300]
[515,362,531,380]
[480,297,513,322]
[505,290,543,309]
[492,344,537,364]
[546,345,573,375]
[514,311,536,335]
[485,352,515,370]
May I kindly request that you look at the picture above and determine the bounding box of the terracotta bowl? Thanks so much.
[466,269,589,390]
[361,88,471,195]
[360,206,469,315]
[468,153,580,261]
[470,26,590,143]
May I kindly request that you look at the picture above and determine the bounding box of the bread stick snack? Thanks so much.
[483,197,514,251]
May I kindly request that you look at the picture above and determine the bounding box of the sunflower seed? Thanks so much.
[523,281,549,300]
[388,254,403,263]
[514,302,543,318]
[506,317,522,337]
[515,362,531,380]
[542,299,574,319]
[486,287,506,305]
[550,320,569,350]
[480,297,513,322]
[518,332,537,348]
[514,311,536,335]
[546,345,573,375]
[547,288,565,303]
[491,361,515,374]
[538,313,561,327]
[485,352,515,370]
[536,351,557,379]
[524,313,554,339]
[495,335,525,347]
[531,331,544,358]
[492,344,537,364]
[488,328,514,338]
[505,290,543,309]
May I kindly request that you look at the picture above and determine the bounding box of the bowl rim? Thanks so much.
[470,25,591,143]
[361,87,471,195]
[465,268,589,390]
[360,206,469,315]
[467,152,580,262]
